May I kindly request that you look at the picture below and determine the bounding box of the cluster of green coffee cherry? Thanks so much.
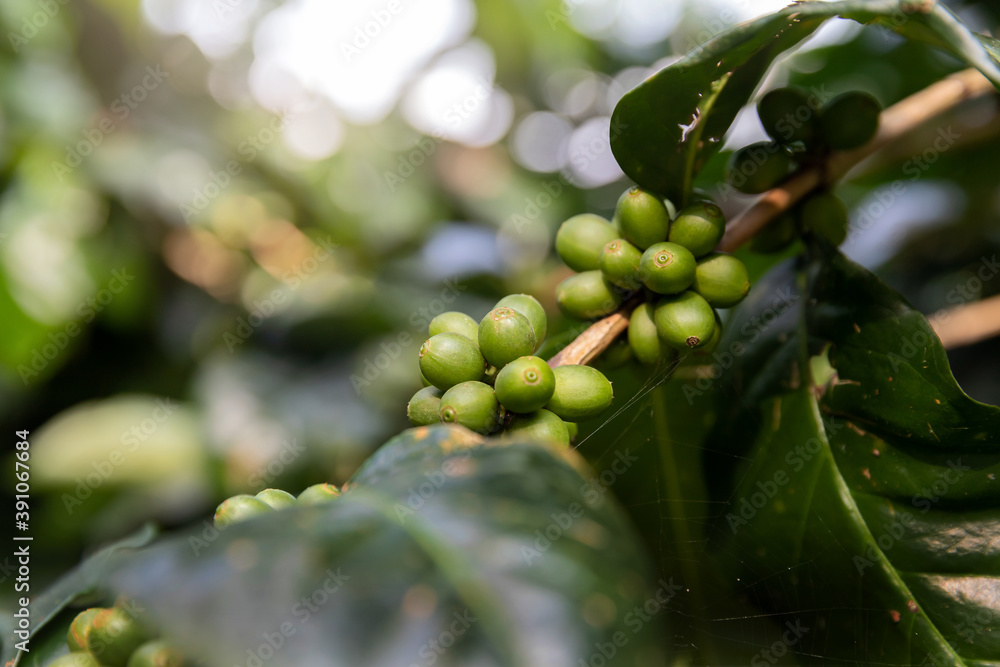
[554,187,750,363]
[52,603,184,667]
[213,483,341,528]
[408,295,613,445]
[728,86,882,251]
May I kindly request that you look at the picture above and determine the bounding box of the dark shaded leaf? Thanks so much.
[99,426,667,667]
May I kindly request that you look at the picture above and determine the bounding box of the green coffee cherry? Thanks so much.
[758,87,818,146]
[750,211,797,253]
[800,191,849,245]
[68,608,101,652]
[127,640,186,667]
[495,294,547,345]
[639,242,696,295]
[654,291,717,349]
[594,339,632,370]
[298,483,341,504]
[419,333,486,390]
[214,494,272,529]
[628,303,675,366]
[494,356,555,413]
[668,202,726,257]
[565,421,579,443]
[598,239,642,290]
[555,214,618,271]
[546,365,613,421]
[49,655,102,667]
[820,91,880,150]
[615,187,672,249]
[439,381,501,434]
[727,142,792,194]
[693,312,724,357]
[691,253,751,308]
[255,488,296,509]
[478,307,536,368]
[428,311,479,341]
[556,271,623,320]
[506,409,570,446]
[87,606,149,667]
[407,386,443,426]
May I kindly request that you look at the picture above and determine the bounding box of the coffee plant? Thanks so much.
[8,1,1000,666]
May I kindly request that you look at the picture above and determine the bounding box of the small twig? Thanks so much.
[551,68,997,369]
[548,301,636,367]
[931,294,1000,350]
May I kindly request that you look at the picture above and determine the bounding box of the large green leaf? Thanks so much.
[91,426,667,667]
[711,246,1000,664]
[2,524,157,666]
[611,0,1000,201]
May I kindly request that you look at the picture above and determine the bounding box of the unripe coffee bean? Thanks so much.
[545,365,614,421]
[692,311,723,357]
[494,356,555,413]
[565,421,579,443]
[506,409,570,446]
[555,214,617,271]
[669,202,726,257]
[628,302,675,366]
[419,333,486,390]
[439,381,501,434]
[86,606,150,667]
[214,495,272,529]
[298,483,341,504]
[478,307,536,368]
[495,294,547,345]
[654,291,717,349]
[615,187,672,249]
[727,141,792,194]
[758,87,818,146]
[407,386,443,426]
[599,239,643,290]
[556,271,623,320]
[428,311,479,341]
[68,608,101,652]
[639,242,696,295]
[127,640,186,667]
[820,91,881,150]
[751,211,797,253]
[255,488,296,509]
[800,191,849,245]
[691,253,751,308]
